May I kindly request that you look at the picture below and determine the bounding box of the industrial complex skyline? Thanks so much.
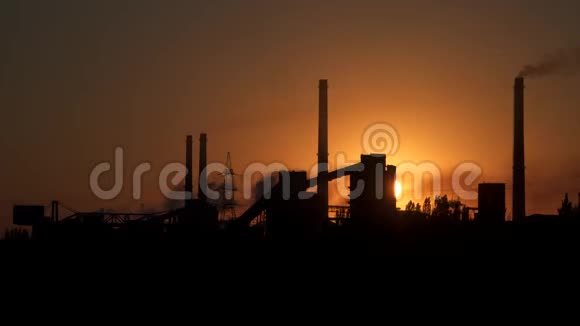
[2,1,580,235]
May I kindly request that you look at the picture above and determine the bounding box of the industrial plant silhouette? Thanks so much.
[6,78,580,255]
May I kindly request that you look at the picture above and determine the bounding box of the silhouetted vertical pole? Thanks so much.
[185,135,193,208]
[198,133,208,202]
[51,200,59,223]
[318,80,329,217]
[386,165,397,218]
[513,77,526,221]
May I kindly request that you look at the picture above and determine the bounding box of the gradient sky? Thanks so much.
[1,0,580,230]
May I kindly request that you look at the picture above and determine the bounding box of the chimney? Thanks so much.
[513,77,526,221]
[318,80,329,216]
[198,133,208,202]
[185,135,193,207]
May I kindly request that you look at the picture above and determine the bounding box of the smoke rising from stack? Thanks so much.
[518,47,580,78]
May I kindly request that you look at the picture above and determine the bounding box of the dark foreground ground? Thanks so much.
[3,223,579,309]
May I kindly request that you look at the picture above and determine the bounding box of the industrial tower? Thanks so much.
[513,77,526,221]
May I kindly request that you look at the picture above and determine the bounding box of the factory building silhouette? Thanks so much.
[11,79,399,240]
[8,78,580,253]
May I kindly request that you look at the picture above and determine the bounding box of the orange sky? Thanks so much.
[1,1,580,230]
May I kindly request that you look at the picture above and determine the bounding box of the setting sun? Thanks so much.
[395,181,402,199]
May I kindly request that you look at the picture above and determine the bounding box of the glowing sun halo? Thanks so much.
[395,181,403,199]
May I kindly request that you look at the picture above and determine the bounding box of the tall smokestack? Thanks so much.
[513,77,526,221]
[198,133,208,202]
[185,135,193,207]
[318,80,329,216]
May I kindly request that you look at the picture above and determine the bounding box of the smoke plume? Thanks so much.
[518,47,580,78]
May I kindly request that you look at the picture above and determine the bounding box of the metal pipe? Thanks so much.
[318,80,329,214]
[198,133,208,202]
[185,135,193,207]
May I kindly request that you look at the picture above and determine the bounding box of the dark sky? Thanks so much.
[1,0,580,229]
